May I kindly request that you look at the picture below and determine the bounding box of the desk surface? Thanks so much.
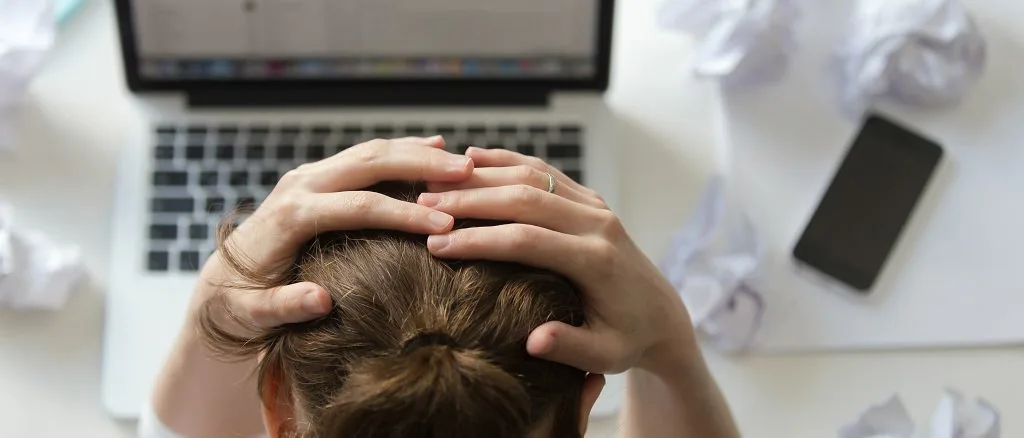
[0,0,1021,437]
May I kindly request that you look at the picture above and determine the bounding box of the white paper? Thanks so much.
[659,176,765,352]
[658,0,799,87]
[839,391,1000,438]
[0,203,85,310]
[837,0,986,114]
[0,0,57,149]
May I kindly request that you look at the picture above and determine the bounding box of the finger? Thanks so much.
[425,166,600,207]
[308,139,473,191]
[465,147,594,195]
[418,185,603,235]
[306,191,455,235]
[391,135,446,149]
[527,321,626,373]
[244,282,332,328]
[426,223,595,279]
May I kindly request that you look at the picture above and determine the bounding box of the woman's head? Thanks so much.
[199,183,603,438]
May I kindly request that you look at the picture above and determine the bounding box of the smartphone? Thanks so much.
[793,114,944,292]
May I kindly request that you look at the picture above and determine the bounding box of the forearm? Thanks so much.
[621,336,740,438]
[150,260,265,438]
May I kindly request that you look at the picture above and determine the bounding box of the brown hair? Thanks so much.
[198,182,587,438]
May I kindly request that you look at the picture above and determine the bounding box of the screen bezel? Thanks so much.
[792,114,943,291]
[114,0,615,94]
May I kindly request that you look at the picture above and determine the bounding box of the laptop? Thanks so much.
[102,0,622,419]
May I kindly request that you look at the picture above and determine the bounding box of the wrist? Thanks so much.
[637,290,703,378]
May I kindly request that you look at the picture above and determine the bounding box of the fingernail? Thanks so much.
[428,211,453,228]
[302,290,328,314]
[427,135,443,143]
[448,156,470,172]
[427,234,451,251]
[419,192,442,207]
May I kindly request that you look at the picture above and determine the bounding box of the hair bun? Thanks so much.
[321,344,531,438]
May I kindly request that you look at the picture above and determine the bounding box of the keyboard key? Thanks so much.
[246,145,265,159]
[547,143,581,158]
[152,198,194,213]
[563,170,583,183]
[517,144,536,156]
[335,143,353,154]
[435,125,456,136]
[189,224,209,240]
[148,251,169,271]
[153,171,188,186]
[276,145,296,160]
[237,196,257,209]
[217,134,237,146]
[260,171,279,187]
[206,197,226,213]
[306,145,326,160]
[280,125,301,135]
[372,125,395,137]
[156,134,176,147]
[185,146,205,160]
[467,124,487,135]
[405,125,426,136]
[149,224,178,240]
[249,125,271,135]
[187,126,207,135]
[217,125,239,135]
[199,171,218,187]
[179,251,201,271]
[312,125,332,135]
[155,146,175,160]
[559,125,582,136]
[216,145,235,160]
[528,125,549,134]
[230,171,249,186]
[342,125,363,135]
[156,126,177,135]
[497,125,518,135]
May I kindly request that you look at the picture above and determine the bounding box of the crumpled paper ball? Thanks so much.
[0,0,56,149]
[837,0,986,114]
[659,0,800,87]
[660,177,765,352]
[0,203,86,310]
[839,390,999,438]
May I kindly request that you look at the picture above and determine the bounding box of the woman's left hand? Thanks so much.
[420,147,699,377]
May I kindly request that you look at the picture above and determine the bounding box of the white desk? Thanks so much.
[0,0,1021,437]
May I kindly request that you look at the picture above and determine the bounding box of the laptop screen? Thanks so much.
[128,0,601,82]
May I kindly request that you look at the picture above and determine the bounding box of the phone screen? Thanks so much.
[793,114,943,291]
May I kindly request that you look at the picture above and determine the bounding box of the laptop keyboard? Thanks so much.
[146,122,584,272]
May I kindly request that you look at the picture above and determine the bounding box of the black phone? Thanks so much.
[793,114,944,292]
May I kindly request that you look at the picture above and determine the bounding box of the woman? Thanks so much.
[144,136,740,437]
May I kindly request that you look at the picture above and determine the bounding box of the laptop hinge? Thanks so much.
[186,86,551,108]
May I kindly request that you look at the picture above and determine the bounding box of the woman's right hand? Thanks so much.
[420,147,700,376]
[197,136,473,336]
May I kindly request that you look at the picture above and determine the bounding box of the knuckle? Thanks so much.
[526,156,548,170]
[588,239,618,271]
[344,191,378,214]
[595,209,625,237]
[262,195,305,231]
[514,165,539,184]
[509,184,542,204]
[352,139,390,162]
[505,226,537,252]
